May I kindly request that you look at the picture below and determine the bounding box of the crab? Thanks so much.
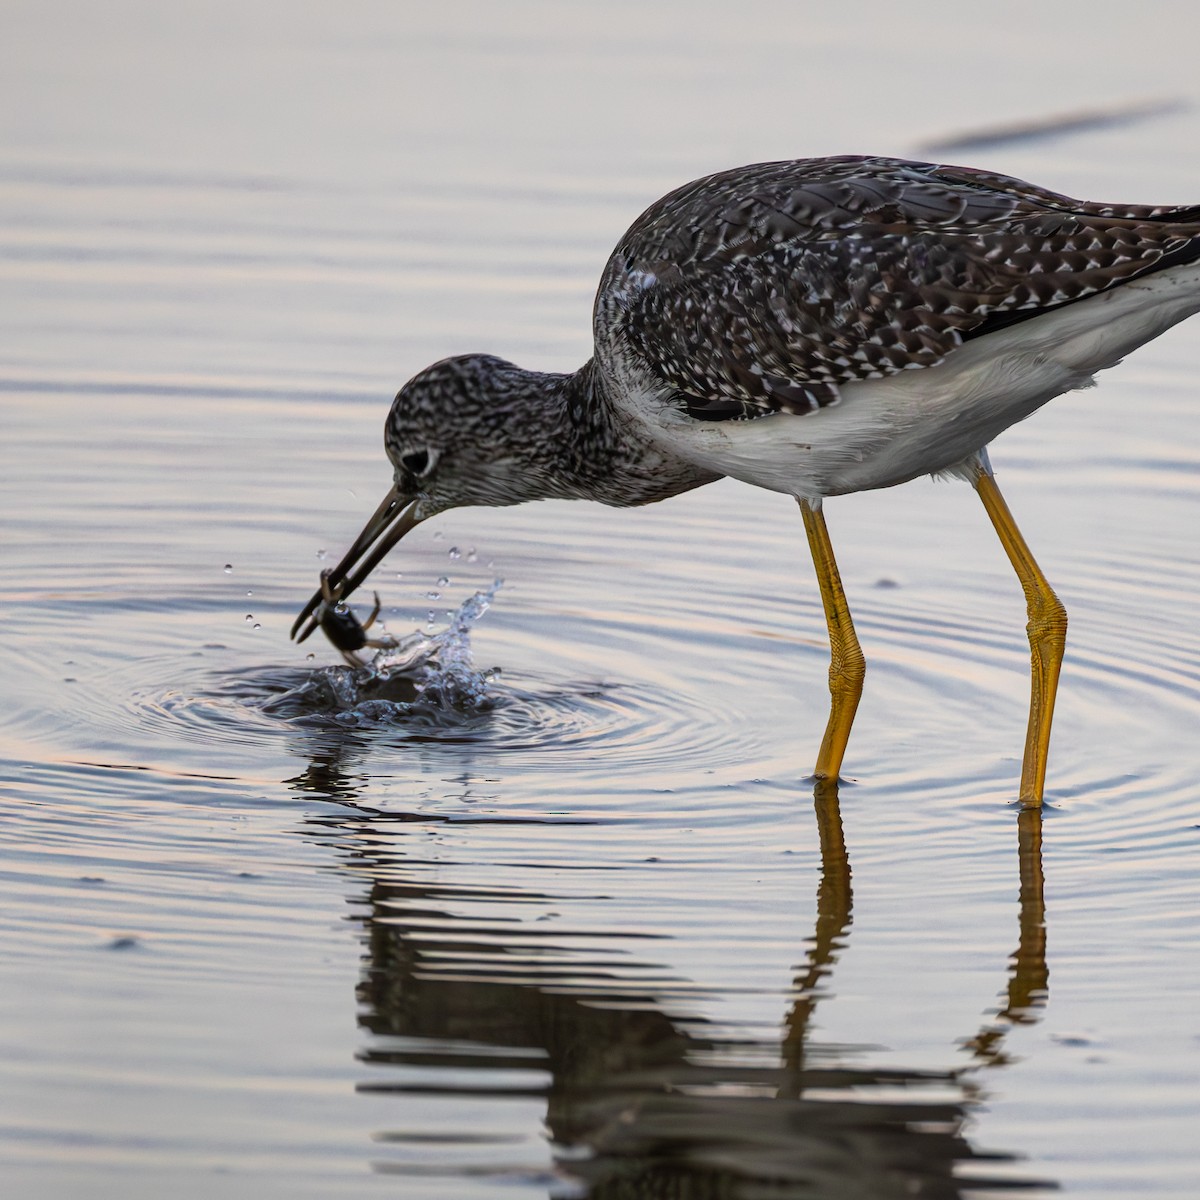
[314,569,397,666]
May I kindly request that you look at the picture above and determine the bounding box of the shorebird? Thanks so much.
[292,155,1200,807]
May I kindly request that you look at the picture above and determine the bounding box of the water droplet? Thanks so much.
[467,548,478,563]
[431,530,444,541]
[437,576,449,587]
[426,610,436,624]
[246,590,253,597]
[252,623,261,630]
[395,571,403,580]
[223,564,233,574]
[448,546,461,560]
[426,591,440,600]
[244,614,254,622]
[316,548,327,560]
[305,653,315,661]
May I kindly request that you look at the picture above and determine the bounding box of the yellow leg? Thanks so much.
[799,500,866,781]
[975,472,1068,808]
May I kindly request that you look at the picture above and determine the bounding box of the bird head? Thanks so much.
[290,354,560,644]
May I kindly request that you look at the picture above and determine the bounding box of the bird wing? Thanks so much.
[602,156,1200,418]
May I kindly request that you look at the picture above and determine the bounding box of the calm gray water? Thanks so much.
[3,3,1200,1197]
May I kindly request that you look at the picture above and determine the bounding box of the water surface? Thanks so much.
[3,3,1200,1197]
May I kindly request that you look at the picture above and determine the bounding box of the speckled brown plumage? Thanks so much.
[598,155,1200,418]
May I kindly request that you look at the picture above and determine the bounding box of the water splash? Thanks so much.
[264,582,502,727]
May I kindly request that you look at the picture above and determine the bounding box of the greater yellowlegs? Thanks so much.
[292,156,1200,807]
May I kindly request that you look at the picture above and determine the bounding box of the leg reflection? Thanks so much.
[964,807,1049,1067]
[782,778,853,1088]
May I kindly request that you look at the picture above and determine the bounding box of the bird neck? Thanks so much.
[524,358,718,507]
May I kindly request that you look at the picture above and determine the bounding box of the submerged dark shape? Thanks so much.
[291,153,1200,807]
[920,97,1188,154]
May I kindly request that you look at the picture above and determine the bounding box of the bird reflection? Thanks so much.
[286,731,1053,1196]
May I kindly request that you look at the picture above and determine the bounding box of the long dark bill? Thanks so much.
[290,486,424,643]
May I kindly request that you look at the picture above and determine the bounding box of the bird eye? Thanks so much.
[401,448,435,477]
